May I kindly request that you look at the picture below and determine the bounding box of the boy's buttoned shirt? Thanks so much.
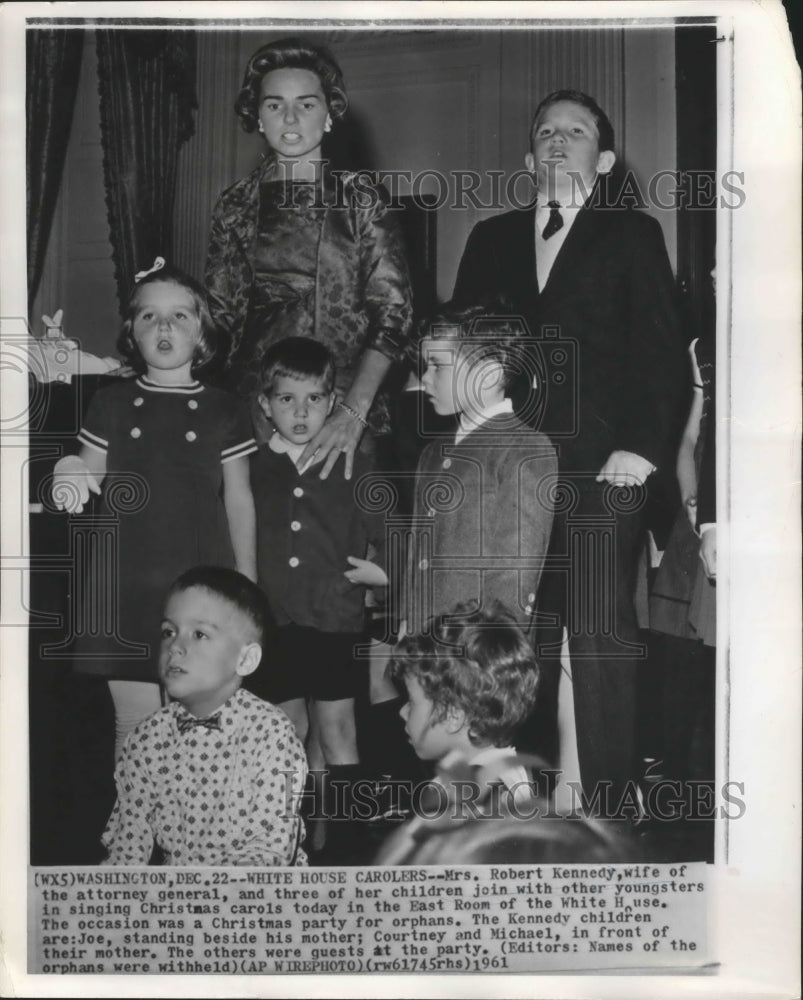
[101,688,307,866]
[251,437,386,633]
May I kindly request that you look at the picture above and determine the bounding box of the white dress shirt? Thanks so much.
[454,397,514,445]
[534,196,583,290]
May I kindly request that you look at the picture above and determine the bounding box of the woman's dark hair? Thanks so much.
[530,89,616,153]
[117,264,217,375]
[235,37,348,134]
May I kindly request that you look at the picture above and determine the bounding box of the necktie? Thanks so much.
[177,713,223,734]
[542,201,564,240]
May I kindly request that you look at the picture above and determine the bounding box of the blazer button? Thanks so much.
[288,557,300,568]
[290,520,301,532]
[188,399,198,410]
[133,397,144,407]
[185,431,197,442]
[442,458,452,469]
[293,487,304,498]
[130,427,141,438]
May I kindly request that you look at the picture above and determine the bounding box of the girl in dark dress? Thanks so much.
[52,263,257,759]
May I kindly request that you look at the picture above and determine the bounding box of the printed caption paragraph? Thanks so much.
[29,863,709,974]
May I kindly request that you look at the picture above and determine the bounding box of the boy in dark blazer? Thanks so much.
[400,304,557,637]
[454,90,686,811]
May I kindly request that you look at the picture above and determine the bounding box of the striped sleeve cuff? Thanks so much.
[78,428,108,453]
[221,438,258,463]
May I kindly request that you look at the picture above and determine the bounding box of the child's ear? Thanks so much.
[477,357,505,394]
[444,704,467,735]
[597,149,616,175]
[524,151,535,173]
[236,643,262,678]
[257,393,271,418]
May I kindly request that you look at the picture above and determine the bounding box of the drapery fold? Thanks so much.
[95,29,197,310]
[26,29,85,309]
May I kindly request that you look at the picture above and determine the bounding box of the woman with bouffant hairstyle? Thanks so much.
[205,37,413,477]
[233,39,348,133]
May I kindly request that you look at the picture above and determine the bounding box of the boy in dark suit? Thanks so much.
[454,90,686,812]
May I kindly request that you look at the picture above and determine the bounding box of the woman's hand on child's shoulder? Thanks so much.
[344,556,388,588]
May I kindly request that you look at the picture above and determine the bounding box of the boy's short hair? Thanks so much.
[389,601,539,748]
[117,265,217,374]
[258,337,336,395]
[166,566,272,646]
[417,299,531,393]
[530,89,616,154]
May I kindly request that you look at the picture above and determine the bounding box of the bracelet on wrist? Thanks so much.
[684,496,698,508]
[336,400,368,428]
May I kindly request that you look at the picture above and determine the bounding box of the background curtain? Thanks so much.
[26,29,84,310]
[95,29,197,310]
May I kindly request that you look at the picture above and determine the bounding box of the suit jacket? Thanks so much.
[402,414,557,632]
[453,204,686,474]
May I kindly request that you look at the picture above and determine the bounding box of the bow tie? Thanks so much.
[176,713,223,735]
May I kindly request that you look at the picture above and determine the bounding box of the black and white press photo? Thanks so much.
[1,2,800,997]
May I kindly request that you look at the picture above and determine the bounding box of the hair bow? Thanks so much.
[134,257,166,282]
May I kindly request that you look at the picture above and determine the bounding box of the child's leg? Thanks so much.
[107,680,162,762]
[304,720,327,854]
[313,698,358,765]
[276,697,310,746]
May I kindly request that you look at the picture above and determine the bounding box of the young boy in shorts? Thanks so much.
[249,337,388,862]
[101,565,307,866]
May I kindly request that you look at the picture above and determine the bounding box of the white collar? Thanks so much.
[456,398,513,442]
[535,193,586,213]
[268,431,306,466]
[469,745,517,768]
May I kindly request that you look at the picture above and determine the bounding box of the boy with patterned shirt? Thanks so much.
[101,566,307,866]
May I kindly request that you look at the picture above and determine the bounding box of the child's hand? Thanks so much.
[41,309,64,335]
[52,455,101,513]
[699,526,716,580]
[344,556,388,587]
[596,450,655,487]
